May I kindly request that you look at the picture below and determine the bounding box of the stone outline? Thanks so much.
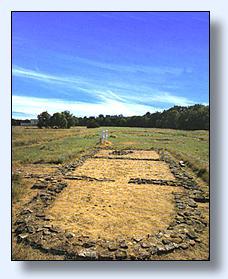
[14,148,209,260]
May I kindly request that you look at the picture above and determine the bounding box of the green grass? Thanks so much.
[13,127,99,164]
[107,127,209,182]
[12,126,209,181]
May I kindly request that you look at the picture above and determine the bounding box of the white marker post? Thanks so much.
[105,130,108,141]
[101,130,105,144]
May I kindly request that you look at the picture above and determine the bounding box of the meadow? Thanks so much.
[12,126,209,179]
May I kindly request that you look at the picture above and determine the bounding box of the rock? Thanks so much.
[120,240,128,249]
[188,199,198,208]
[133,236,143,242]
[36,227,45,232]
[65,232,75,239]
[141,241,151,248]
[15,219,26,225]
[186,230,198,240]
[149,246,158,255]
[49,227,60,233]
[155,232,164,239]
[78,249,97,260]
[172,237,183,244]
[31,183,48,189]
[18,233,29,240]
[43,229,51,235]
[115,250,127,260]
[138,249,151,260]
[35,213,45,218]
[180,243,189,249]
[99,251,115,260]
[189,240,196,246]
[20,208,33,215]
[27,226,34,233]
[164,243,175,252]
[108,242,118,251]
[157,244,167,255]
[162,239,171,245]
[83,241,96,248]
[15,224,27,235]
[194,195,209,203]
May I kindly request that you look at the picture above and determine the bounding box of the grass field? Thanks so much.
[13,126,209,179]
[12,126,209,260]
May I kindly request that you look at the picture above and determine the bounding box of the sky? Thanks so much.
[12,12,209,119]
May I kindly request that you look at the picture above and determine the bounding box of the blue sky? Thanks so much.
[12,12,209,119]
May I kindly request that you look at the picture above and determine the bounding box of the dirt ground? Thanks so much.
[47,180,181,240]
[71,158,175,181]
[46,149,179,240]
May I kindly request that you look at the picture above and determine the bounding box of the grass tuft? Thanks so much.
[12,173,23,202]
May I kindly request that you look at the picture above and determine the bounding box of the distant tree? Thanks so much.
[37,111,51,128]
[62,111,75,128]
[12,119,21,126]
[49,112,67,128]
[72,116,79,126]
[35,104,209,131]
[87,119,100,128]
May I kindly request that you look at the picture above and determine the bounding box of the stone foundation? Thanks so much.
[14,148,209,260]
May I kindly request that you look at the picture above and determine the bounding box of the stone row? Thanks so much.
[64,175,115,182]
[110,150,134,156]
[93,156,160,161]
[128,178,181,186]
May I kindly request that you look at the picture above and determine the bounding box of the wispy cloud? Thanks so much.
[12,66,90,87]
[12,95,162,119]
[12,65,198,117]
[59,54,186,76]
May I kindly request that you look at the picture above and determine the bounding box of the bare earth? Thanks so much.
[47,150,181,240]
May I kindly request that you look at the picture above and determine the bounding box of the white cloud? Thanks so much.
[123,92,195,107]
[12,95,162,119]
[149,92,195,106]
[12,66,200,116]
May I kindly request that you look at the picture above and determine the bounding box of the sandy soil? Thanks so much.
[47,180,180,240]
[73,158,175,181]
[46,150,179,240]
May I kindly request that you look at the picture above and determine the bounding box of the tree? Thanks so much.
[49,113,67,128]
[37,111,51,128]
[62,111,75,128]
[87,119,100,128]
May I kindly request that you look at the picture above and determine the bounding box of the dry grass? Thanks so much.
[73,158,175,181]
[13,163,58,176]
[47,180,180,240]
[12,242,64,260]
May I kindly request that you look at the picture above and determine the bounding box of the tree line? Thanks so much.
[12,104,209,130]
